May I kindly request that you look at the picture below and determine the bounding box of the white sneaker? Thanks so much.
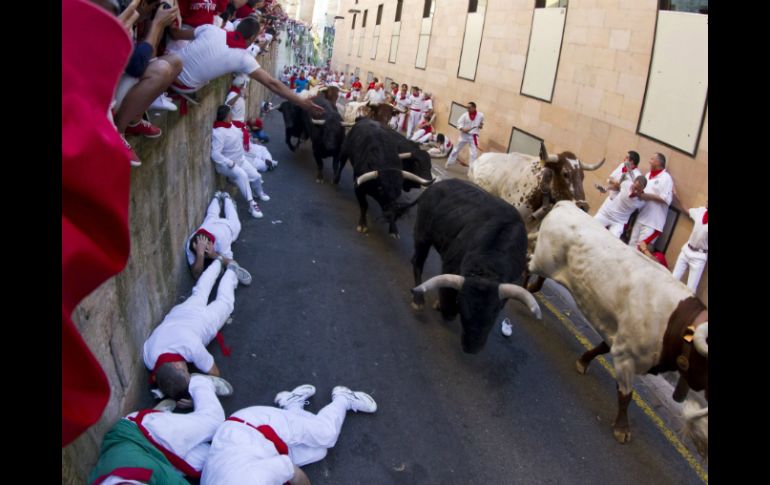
[227,261,252,286]
[150,93,178,111]
[190,374,234,396]
[249,201,263,218]
[258,193,271,202]
[332,386,377,413]
[274,384,316,409]
[501,317,513,337]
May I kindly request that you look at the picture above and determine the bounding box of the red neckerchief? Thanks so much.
[194,228,217,245]
[400,93,407,100]
[649,168,663,179]
[149,353,186,383]
[469,111,477,121]
[629,190,637,198]
[621,166,628,173]
[213,121,232,129]
[702,210,708,224]
[225,31,248,49]
[231,120,250,151]
[229,86,241,95]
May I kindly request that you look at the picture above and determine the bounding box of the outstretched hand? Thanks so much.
[301,97,324,116]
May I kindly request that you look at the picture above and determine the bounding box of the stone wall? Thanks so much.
[332,0,708,303]
[62,45,278,484]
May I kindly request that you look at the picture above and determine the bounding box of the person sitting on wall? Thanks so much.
[170,16,322,116]
[143,258,248,404]
[186,192,252,281]
[212,104,271,218]
[88,374,233,484]
[201,383,378,484]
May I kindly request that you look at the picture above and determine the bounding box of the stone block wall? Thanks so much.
[62,45,278,484]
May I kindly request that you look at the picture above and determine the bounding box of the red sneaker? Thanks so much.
[120,134,142,167]
[125,119,162,138]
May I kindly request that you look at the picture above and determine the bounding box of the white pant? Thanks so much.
[245,143,275,173]
[204,196,241,243]
[126,375,225,472]
[406,110,422,138]
[214,159,264,204]
[202,399,350,484]
[628,221,660,249]
[410,129,432,144]
[447,133,479,165]
[174,260,237,337]
[672,244,707,292]
[594,212,625,238]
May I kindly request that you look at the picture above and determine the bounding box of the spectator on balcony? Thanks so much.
[171,16,322,115]
[166,1,246,53]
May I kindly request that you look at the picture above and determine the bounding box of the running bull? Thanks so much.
[528,201,708,458]
[410,179,542,354]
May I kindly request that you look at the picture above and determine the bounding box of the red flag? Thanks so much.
[62,0,132,446]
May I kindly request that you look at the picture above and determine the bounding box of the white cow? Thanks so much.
[528,201,708,457]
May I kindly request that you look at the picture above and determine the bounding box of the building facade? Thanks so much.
[331,0,708,302]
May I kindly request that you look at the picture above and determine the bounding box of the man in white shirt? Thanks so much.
[594,176,647,238]
[627,153,675,249]
[446,102,485,168]
[201,383,377,485]
[595,151,642,209]
[171,17,321,115]
[392,83,411,132]
[225,74,279,173]
[406,86,423,139]
[212,105,270,219]
[143,259,244,404]
[363,82,387,104]
[672,201,708,291]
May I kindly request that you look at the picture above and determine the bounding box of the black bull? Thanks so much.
[277,100,310,152]
[306,95,346,182]
[335,119,434,238]
[410,179,542,354]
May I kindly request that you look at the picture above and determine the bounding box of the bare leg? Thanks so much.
[115,55,183,133]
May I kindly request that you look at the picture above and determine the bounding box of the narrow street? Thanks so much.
[205,105,706,484]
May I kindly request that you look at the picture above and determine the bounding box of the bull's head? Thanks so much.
[541,146,605,213]
[310,111,345,152]
[412,274,542,354]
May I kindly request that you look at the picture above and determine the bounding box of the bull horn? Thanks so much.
[498,284,542,320]
[311,118,326,125]
[341,121,355,127]
[413,274,465,293]
[546,155,559,163]
[367,100,379,107]
[398,152,412,159]
[356,170,379,186]
[693,322,708,357]
[579,157,606,171]
[402,171,434,186]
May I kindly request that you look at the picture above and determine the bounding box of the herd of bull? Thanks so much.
[275,87,708,462]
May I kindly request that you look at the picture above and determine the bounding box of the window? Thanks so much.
[371,4,383,59]
[358,10,368,57]
[535,0,568,6]
[458,0,487,81]
[448,102,468,129]
[415,0,436,69]
[395,0,403,22]
[362,9,368,27]
[507,127,544,157]
[520,1,568,102]
[376,4,383,24]
[638,5,707,155]
[390,1,404,63]
[352,13,357,29]
[349,14,357,55]
[659,0,708,14]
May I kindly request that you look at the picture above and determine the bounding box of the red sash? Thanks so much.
[128,410,201,478]
[91,467,153,485]
[232,120,251,151]
[225,417,291,485]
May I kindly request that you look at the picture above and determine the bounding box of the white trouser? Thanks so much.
[447,133,479,165]
[204,196,241,242]
[396,112,407,132]
[245,143,274,173]
[236,399,349,466]
[672,244,708,292]
[388,115,399,130]
[172,260,237,336]
[406,111,422,138]
[126,375,225,472]
[594,212,625,239]
[628,221,660,249]
[214,159,264,204]
[410,129,432,143]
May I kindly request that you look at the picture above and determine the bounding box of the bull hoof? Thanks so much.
[389,233,400,239]
[432,300,441,311]
[356,225,369,233]
[613,426,632,444]
[411,302,424,311]
[575,359,589,375]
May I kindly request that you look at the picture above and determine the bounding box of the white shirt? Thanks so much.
[636,169,674,231]
[225,90,247,122]
[408,94,422,111]
[211,125,246,168]
[687,207,708,251]
[185,219,236,266]
[364,88,386,104]
[142,306,218,374]
[457,111,485,136]
[606,162,642,200]
[395,92,410,111]
[421,97,433,114]
[177,25,260,91]
[595,179,646,225]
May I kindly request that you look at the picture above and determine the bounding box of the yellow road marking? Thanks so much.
[535,294,708,483]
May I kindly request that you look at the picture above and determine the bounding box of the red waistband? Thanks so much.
[226,418,289,455]
[128,410,201,478]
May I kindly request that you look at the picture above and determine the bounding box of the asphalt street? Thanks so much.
[197,101,706,484]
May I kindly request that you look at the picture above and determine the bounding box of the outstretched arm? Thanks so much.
[250,68,323,115]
